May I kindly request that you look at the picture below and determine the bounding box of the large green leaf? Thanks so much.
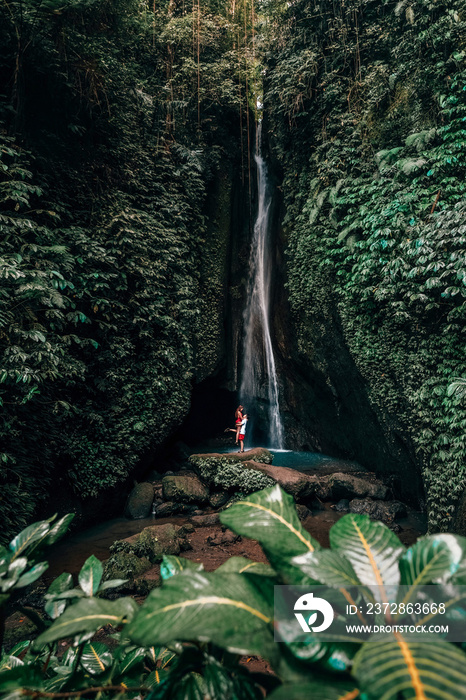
[220,485,320,579]
[78,554,103,596]
[149,672,205,700]
[45,572,73,619]
[44,514,74,546]
[353,637,466,700]
[268,681,360,700]
[330,514,404,589]
[118,647,146,675]
[216,557,275,577]
[15,562,49,588]
[80,642,113,675]
[127,571,277,663]
[160,555,204,580]
[35,597,138,646]
[291,550,362,587]
[203,660,263,700]
[0,666,44,694]
[8,521,50,561]
[399,534,466,586]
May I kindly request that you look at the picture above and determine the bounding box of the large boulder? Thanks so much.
[162,472,208,504]
[326,472,388,500]
[190,448,273,466]
[189,513,220,527]
[242,461,319,500]
[349,498,407,525]
[154,501,196,517]
[103,552,152,581]
[125,482,154,519]
[189,454,275,494]
[110,523,190,563]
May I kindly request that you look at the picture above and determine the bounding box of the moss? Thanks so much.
[103,552,152,581]
[110,523,184,563]
[189,455,275,493]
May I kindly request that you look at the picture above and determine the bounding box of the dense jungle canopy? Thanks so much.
[0,0,465,540]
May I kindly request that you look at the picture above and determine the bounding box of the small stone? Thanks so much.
[296,504,310,520]
[206,529,240,546]
[209,491,229,509]
[309,498,325,511]
[190,513,220,527]
[334,499,350,512]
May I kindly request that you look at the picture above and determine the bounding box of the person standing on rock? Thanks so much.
[238,414,248,453]
[235,405,244,445]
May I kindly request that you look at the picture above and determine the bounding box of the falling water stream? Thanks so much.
[240,124,284,449]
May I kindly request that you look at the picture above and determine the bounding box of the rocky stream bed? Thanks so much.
[4,448,425,655]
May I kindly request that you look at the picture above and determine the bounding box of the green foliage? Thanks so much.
[5,492,466,697]
[262,0,466,530]
[189,455,276,492]
[0,0,256,539]
[0,516,270,700]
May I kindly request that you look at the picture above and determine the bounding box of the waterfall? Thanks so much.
[239,125,284,449]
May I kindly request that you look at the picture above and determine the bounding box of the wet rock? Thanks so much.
[110,523,189,563]
[125,482,155,519]
[207,530,240,546]
[326,473,388,501]
[209,491,230,509]
[103,552,152,582]
[162,473,209,504]
[334,499,350,512]
[349,498,407,525]
[309,498,325,511]
[241,462,319,500]
[190,513,220,527]
[296,504,311,520]
[155,502,196,517]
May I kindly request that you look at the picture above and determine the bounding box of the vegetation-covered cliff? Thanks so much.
[263,0,466,530]
[0,0,255,539]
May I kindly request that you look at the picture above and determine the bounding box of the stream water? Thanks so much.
[240,123,284,449]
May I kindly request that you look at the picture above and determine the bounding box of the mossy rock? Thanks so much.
[189,454,275,494]
[190,448,273,466]
[103,551,152,581]
[125,482,154,519]
[162,473,208,504]
[110,523,188,563]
